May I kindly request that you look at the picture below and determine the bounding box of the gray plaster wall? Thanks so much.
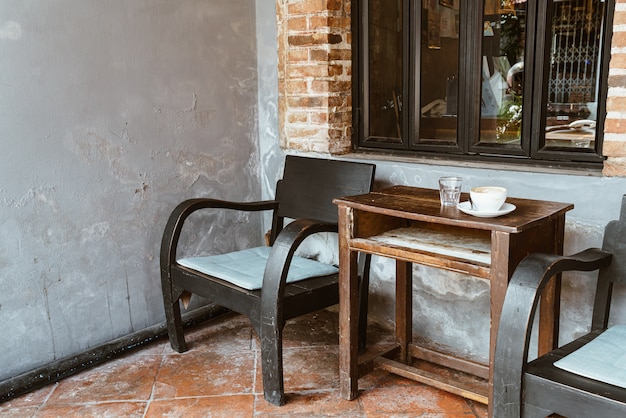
[0,1,261,381]
[2,0,624,387]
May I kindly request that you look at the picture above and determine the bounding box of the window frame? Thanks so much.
[352,0,614,170]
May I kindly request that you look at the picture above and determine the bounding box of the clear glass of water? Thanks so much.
[438,176,463,207]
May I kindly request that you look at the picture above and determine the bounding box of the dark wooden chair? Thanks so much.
[493,195,626,417]
[160,155,376,406]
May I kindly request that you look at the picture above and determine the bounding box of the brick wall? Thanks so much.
[276,0,352,154]
[276,1,626,176]
[604,0,626,176]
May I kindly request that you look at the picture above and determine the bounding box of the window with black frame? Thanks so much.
[355,0,613,168]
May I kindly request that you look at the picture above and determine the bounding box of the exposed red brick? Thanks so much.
[614,10,626,25]
[310,48,331,61]
[310,80,330,93]
[607,96,626,112]
[328,80,351,92]
[605,118,625,133]
[610,53,626,70]
[287,95,329,108]
[329,64,345,77]
[288,49,309,62]
[328,96,347,108]
[288,0,326,15]
[329,111,351,124]
[329,128,344,139]
[329,136,352,154]
[286,125,327,138]
[602,158,626,177]
[286,138,330,153]
[310,111,329,123]
[288,112,309,123]
[326,0,343,11]
[328,49,351,61]
[288,33,343,46]
[608,74,626,89]
[611,31,626,50]
[309,16,329,29]
[288,16,308,31]
[328,33,343,44]
[327,16,350,29]
[602,139,626,157]
[288,34,317,47]
[276,0,363,156]
[286,80,310,94]
[287,64,330,78]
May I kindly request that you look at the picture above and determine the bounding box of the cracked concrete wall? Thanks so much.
[0,0,261,380]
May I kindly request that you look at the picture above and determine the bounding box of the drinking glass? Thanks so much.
[438,176,463,207]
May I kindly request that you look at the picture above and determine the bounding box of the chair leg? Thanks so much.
[161,282,187,353]
[260,322,285,406]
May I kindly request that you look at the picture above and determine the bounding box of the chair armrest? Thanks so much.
[493,248,612,416]
[259,218,338,320]
[160,198,279,274]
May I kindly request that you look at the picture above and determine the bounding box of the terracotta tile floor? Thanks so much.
[1,309,488,417]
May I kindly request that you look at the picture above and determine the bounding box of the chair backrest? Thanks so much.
[592,194,626,328]
[275,155,376,223]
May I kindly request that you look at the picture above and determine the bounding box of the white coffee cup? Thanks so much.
[470,186,507,212]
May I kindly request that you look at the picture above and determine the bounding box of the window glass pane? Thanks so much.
[479,1,527,146]
[355,0,607,166]
[366,0,404,143]
[544,0,604,150]
[415,0,460,145]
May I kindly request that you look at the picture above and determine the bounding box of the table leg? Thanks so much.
[338,206,359,400]
[396,261,412,363]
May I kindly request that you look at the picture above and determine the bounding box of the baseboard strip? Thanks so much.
[0,304,229,403]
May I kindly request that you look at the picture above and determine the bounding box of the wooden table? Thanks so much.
[333,186,573,413]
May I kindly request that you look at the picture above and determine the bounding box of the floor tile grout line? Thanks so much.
[141,350,168,418]
[38,399,152,406]
[35,383,58,412]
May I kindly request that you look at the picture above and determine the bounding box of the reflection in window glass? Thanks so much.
[416,0,459,145]
[366,0,403,143]
[479,1,527,146]
[544,0,604,150]
[355,0,609,166]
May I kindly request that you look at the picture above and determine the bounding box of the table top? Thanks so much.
[333,185,574,234]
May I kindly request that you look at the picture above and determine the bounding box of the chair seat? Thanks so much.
[554,324,626,389]
[177,246,339,290]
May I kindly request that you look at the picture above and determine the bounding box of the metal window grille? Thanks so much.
[548,0,602,104]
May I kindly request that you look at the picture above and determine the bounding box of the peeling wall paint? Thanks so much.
[0,0,261,380]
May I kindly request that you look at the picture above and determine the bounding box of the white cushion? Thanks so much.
[554,324,626,389]
[177,246,338,291]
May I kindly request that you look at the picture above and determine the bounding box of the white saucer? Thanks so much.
[457,201,516,218]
